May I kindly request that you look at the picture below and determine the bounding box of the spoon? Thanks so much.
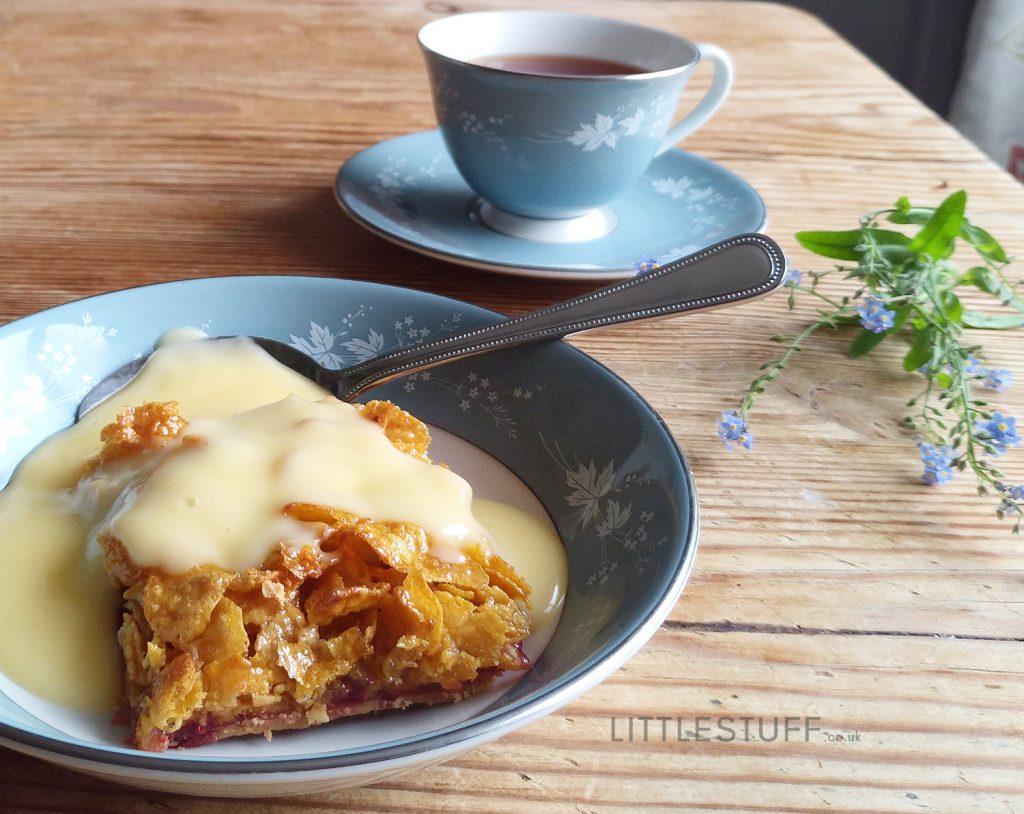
[77,233,786,418]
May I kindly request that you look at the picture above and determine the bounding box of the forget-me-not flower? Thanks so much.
[718,410,753,451]
[961,355,1011,391]
[633,256,660,275]
[855,295,896,334]
[918,441,955,485]
[974,412,1021,456]
[983,367,1012,391]
[996,482,1024,516]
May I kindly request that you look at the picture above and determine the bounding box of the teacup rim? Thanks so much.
[417,10,701,81]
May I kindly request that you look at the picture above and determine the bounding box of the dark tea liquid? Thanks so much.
[474,54,645,76]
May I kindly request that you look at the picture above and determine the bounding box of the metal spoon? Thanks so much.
[77,233,786,418]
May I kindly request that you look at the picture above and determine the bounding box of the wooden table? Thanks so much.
[3,1,1024,811]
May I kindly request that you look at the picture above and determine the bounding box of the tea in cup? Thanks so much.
[418,11,733,241]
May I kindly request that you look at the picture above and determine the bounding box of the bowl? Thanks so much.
[0,276,698,796]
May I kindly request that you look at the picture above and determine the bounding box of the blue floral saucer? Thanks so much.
[335,129,766,281]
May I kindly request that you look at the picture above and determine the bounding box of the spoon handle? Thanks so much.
[334,233,786,400]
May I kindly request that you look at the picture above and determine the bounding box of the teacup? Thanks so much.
[418,11,733,242]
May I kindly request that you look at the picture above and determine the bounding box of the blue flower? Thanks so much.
[855,295,896,334]
[918,441,954,484]
[960,355,1011,391]
[718,410,752,451]
[974,412,1021,456]
[998,498,1021,516]
[633,256,660,275]
[996,482,1024,515]
[784,268,803,287]
[996,482,1024,500]
[983,367,1012,392]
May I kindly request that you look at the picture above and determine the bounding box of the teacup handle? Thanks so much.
[655,43,734,156]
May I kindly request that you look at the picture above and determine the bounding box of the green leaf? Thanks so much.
[873,243,915,266]
[894,195,912,214]
[870,230,912,247]
[908,190,966,260]
[795,229,863,261]
[795,228,909,261]
[961,221,1008,264]
[962,311,1024,329]
[964,267,1024,314]
[890,206,1008,264]
[849,328,888,357]
[941,291,964,324]
[891,305,912,331]
[887,208,934,226]
[902,327,934,371]
[936,371,953,389]
[959,265,1001,295]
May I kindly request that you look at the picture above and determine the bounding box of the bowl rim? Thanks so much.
[0,275,700,773]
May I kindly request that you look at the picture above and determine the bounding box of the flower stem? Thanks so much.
[739,310,852,417]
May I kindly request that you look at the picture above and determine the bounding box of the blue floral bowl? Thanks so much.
[0,276,698,796]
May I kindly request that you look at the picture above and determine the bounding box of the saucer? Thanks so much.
[335,129,766,281]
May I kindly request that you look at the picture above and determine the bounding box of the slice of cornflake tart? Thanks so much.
[77,397,531,751]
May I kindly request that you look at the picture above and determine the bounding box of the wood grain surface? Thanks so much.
[2,1,1024,811]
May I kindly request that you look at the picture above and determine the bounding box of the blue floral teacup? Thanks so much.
[418,11,733,241]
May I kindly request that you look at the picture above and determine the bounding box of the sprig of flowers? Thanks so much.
[633,256,660,275]
[723,191,1024,531]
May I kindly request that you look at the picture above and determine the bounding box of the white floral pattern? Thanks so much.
[398,369,542,439]
[563,100,663,151]
[0,314,118,462]
[372,154,452,198]
[651,176,696,200]
[0,370,47,455]
[618,108,645,136]
[449,94,671,153]
[0,401,30,456]
[457,112,511,144]
[288,313,544,440]
[541,436,667,587]
[567,114,621,151]
[288,310,463,371]
[650,174,740,232]
[558,96,670,150]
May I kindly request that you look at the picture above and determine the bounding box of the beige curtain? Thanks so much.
[949,0,1024,182]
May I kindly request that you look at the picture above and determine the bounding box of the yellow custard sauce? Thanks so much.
[0,337,567,713]
[83,395,492,572]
